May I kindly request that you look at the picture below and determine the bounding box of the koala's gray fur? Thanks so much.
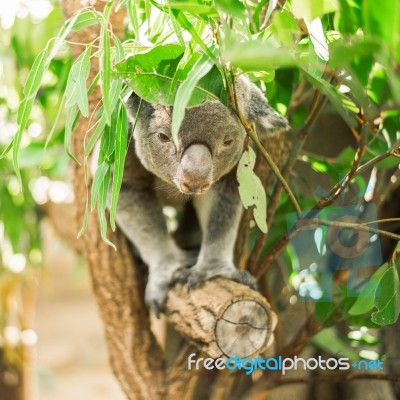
[115,76,288,315]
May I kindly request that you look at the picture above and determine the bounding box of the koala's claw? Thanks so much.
[187,262,258,291]
[145,283,168,318]
[171,266,191,285]
[234,270,258,291]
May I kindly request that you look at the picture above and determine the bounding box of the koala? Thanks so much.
[115,76,288,315]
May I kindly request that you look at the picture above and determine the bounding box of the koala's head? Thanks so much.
[126,76,288,195]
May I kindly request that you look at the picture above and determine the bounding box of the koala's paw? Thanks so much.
[145,278,169,317]
[145,250,199,316]
[187,261,258,291]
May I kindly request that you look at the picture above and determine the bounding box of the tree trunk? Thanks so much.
[60,2,165,399]
[57,2,282,399]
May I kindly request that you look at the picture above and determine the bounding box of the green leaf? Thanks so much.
[114,35,125,63]
[222,38,295,70]
[77,163,90,238]
[363,0,400,61]
[22,48,48,98]
[77,196,90,238]
[109,104,128,231]
[116,0,129,11]
[172,10,216,61]
[85,80,123,160]
[13,47,49,186]
[348,264,389,315]
[272,10,300,47]
[336,0,359,33]
[371,266,400,325]
[84,114,108,159]
[65,45,92,117]
[115,44,184,102]
[71,10,102,31]
[0,140,14,160]
[169,50,201,100]
[305,18,329,61]
[304,72,357,127]
[91,162,110,210]
[64,105,80,164]
[115,45,224,105]
[329,37,381,66]
[237,148,268,233]
[101,26,112,125]
[292,0,324,21]
[164,1,218,16]
[312,327,360,360]
[97,167,115,249]
[127,0,140,39]
[215,0,246,19]
[169,9,186,49]
[172,53,214,141]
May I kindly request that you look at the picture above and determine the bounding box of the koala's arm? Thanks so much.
[190,172,256,288]
[115,142,194,312]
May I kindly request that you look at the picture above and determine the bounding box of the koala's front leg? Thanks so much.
[190,176,257,289]
[116,186,196,315]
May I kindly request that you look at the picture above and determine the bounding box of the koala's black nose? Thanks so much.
[179,144,212,194]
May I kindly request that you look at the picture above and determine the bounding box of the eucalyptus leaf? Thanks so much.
[101,25,112,125]
[215,0,246,19]
[115,45,224,106]
[292,0,324,21]
[110,104,128,231]
[237,148,268,233]
[363,0,400,61]
[371,266,400,325]
[164,2,218,16]
[222,38,295,70]
[97,167,116,249]
[65,45,92,117]
[348,264,389,316]
[71,10,102,31]
[64,104,80,164]
[13,47,49,186]
[172,53,215,141]
[172,10,216,61]
[91,162,110,211]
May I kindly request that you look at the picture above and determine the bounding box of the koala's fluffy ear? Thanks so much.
[235,76,289,136]
[125,92,152,122]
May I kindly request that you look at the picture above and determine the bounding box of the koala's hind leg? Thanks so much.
[189,174,257,289]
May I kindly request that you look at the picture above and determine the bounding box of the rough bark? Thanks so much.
[60,2,165,400]
[167,279,277,358]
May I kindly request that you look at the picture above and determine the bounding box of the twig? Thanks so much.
[297,217,400,241]
[247,87,327,273]
[314,124,368,210]
[251,124,369,278]
[229,69,301,214]
[357,140,400,177]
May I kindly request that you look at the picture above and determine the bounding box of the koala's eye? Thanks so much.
[158,133,171,143]
[223,139,233,147]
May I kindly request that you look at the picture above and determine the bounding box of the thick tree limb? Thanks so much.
[167,279,277,358]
